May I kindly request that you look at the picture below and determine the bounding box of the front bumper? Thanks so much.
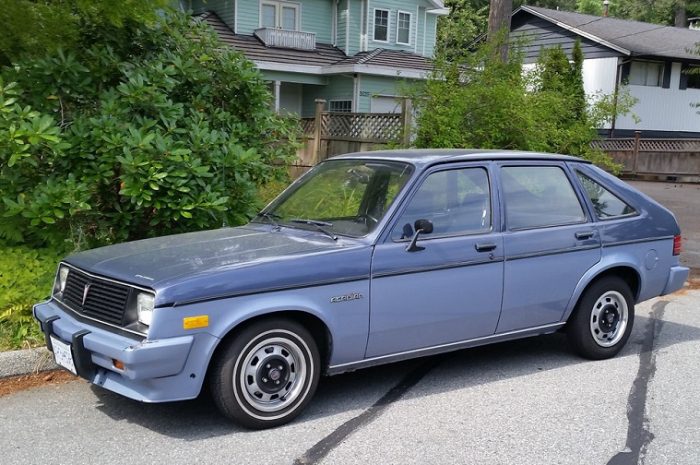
[34,300,218,402]
[661,265,690,296]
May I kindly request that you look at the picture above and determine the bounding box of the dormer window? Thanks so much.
[374,9,390,42]
[261,1,299,31]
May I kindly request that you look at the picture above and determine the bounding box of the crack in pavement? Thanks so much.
[607,300,669,465]
[293,359,437,465]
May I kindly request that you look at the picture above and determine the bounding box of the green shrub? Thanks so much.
[413,38,634,172]
[0,11,299,250]
[0,245,62,350]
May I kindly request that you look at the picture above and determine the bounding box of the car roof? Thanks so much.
[330,149,589,168]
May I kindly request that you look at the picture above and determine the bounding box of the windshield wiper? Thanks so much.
[289,219,338,241]
[255,211,281,229]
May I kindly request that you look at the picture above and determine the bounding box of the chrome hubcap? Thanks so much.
[239,337,307,413]
[589,290,628,347]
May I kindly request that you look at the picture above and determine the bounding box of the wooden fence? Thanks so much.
[592,132,700,182]
[294,99,412,173]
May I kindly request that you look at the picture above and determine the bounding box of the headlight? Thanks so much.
[55,265,69,295]
[136,292,155,326]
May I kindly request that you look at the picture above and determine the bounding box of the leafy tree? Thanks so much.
[0,0,169,66]
[576,0,604,15]
[0,12,299,249]
[437,1,488,60]
[413,38,633,171]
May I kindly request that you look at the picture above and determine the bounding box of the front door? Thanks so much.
[366,164,504,358]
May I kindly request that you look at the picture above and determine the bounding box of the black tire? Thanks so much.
[209,318,320,429]
[567,276,635,360]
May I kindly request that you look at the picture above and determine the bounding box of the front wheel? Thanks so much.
[210,318,320,429]
[567,276,635,360]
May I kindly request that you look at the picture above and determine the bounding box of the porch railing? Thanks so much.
[254,28,316,50]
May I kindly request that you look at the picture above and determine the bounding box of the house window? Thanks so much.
[397,11,412,45]
[628,61,663,87]
[329,100,353,112]
[686,65,700,89]
[261,1,299,31]
[374,9,389,42]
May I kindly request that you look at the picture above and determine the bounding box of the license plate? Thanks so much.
[50,336,77,375]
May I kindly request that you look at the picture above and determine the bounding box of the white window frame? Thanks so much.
[329,100,353,113]
[396,10,412,46]
[259,1,301,31]
[373,8,391,43]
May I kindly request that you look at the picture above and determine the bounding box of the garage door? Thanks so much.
[371,96,402,114]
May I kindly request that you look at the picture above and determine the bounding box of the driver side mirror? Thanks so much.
[406,219,433,252]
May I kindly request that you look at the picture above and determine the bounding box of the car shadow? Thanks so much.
[90,308,700,440]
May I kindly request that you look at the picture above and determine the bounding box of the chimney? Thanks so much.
[603,0,610,17]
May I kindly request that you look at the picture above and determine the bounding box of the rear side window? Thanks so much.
[576,172,636,219]
[501,166,586,230]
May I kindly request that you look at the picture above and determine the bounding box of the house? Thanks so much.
[511,5,700,138]
[185,1,448,116]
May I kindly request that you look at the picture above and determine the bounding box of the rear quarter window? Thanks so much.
[575,172,637,220]
[501,166,586,230]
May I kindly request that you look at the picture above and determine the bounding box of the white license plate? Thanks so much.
[50,336,77,375]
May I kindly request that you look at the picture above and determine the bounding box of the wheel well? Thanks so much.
[207,311,333,378]
[584,266,641,303]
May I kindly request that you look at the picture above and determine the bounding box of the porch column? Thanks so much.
[274,81,282,113]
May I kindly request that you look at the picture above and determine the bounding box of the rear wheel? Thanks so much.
[210,318,320,429]
[567,276,635,360]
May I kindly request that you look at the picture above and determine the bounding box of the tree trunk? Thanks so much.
[487,0,513,61]
[675,0,687,28]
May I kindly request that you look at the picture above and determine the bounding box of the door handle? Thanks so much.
[475,243,497,252]
[575,231,595,240]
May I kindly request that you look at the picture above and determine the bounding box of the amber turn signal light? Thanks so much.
[112,359,125,370]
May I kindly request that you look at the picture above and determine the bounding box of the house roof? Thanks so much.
[196,12,434,78]
[517,5,700,61]
[336,49,434,71]
[197,12,346,67]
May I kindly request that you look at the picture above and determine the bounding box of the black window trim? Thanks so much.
[498,162,590,232]
[388,164,495,243]
[574,169,640,222]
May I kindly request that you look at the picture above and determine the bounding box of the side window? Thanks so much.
[392,167,491,240]
[501,166,586,230]
[576,172,636,219]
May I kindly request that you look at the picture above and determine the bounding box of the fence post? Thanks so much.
[313,99,326,164]
[632,130,642,176]
[401,98,413,147]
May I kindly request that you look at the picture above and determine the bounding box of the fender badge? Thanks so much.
[330,292,364,304]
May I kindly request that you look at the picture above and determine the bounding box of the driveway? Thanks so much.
[1,289,699,465]
[627,181,700,274]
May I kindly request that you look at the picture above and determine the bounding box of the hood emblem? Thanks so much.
[82,283,91,306]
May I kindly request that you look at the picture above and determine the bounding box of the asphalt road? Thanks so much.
[627,181,700,274]
[1,288,698,465]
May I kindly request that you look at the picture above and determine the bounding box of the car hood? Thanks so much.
[65,225,353,289]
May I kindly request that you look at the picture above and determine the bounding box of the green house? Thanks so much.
[186,0,447,116]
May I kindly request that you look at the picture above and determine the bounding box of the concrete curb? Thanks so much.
[0,347,58,379]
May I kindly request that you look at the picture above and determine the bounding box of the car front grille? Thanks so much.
[61,268,131,326]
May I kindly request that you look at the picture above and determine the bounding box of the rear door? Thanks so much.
[366,163,504,358]
[496,162,601,333]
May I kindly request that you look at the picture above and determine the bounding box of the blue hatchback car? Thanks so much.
[34,150,689,428]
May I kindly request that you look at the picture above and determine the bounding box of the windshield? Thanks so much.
[258,160,414,237]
